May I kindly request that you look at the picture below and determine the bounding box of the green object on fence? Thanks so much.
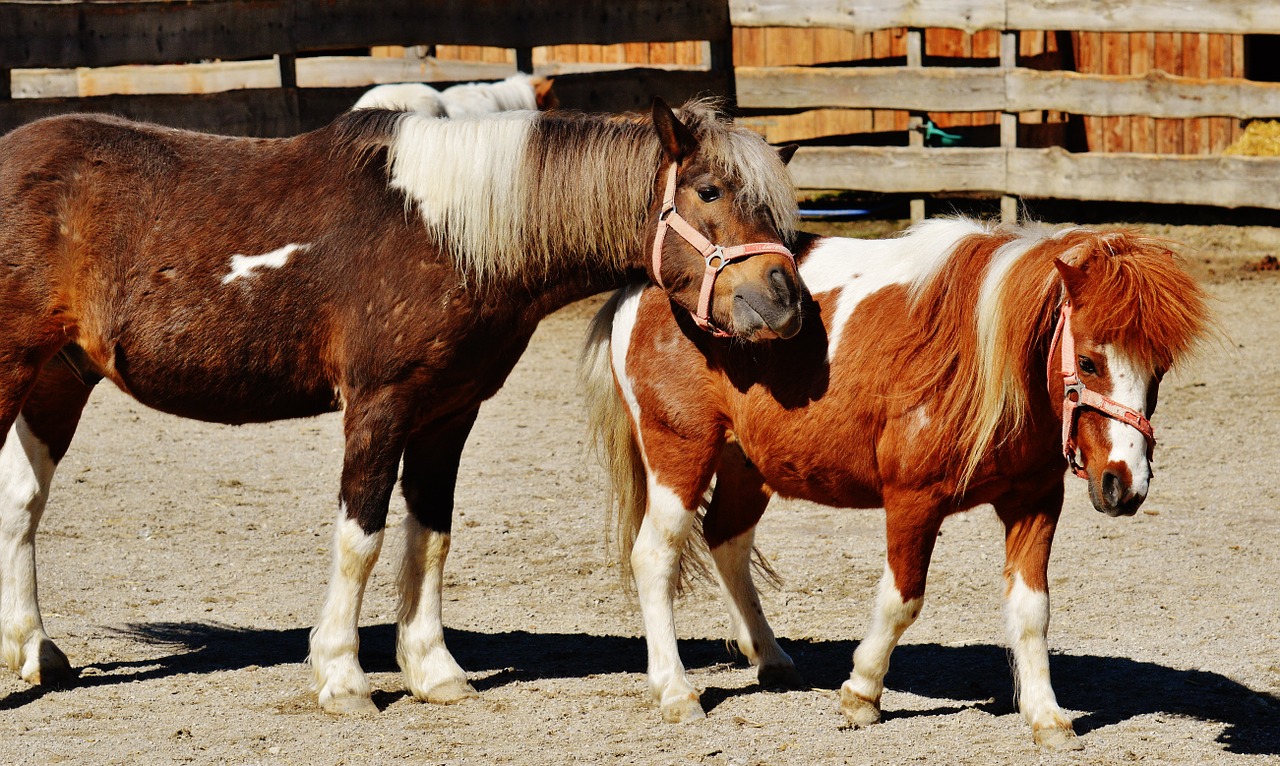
[921,119,964,147]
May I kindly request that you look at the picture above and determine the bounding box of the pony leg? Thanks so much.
[632,479,703,723]
[309,391,407,714]
[703,442,802,688]
[396,411,480,705]
[841,500,941,727]
[0,358,92,686]
[996,486,1081,750]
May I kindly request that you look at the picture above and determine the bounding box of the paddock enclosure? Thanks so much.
[0,0,1278,763]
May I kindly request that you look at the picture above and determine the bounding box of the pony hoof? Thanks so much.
[1034,727,1083,751]
[839,686,881,728]
[758,662,807,690]
[661,694,706,724]
[423,678,478,705]
[321,693,379,715]
[24,639,75,687]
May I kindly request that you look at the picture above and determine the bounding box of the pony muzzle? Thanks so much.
[1090,462,1149,516]
[729,266,803,340]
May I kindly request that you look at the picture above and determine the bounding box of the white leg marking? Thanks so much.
[1102,346,1154,498]
[632,482,704,722]
[396,515,475,703]
[221,243,310,284]
[0,415,63,684]
[309,506,383,714]
[1005,573,1075,738]
[841,563,922,725]
[709,529,796,683]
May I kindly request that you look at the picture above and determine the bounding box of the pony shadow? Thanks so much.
[2,623,1274,755]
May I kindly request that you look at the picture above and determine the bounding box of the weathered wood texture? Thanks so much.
[789,146,1280,209]
[730,0,1280,35]
[738,66,1280,118]
[0,0,730,68]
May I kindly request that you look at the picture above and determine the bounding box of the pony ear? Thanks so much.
[532,76,558,110]
[777,143,799,166]
[651,98,698,163]
[1053,258,1087,300]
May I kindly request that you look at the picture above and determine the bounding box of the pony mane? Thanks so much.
[896,220,1210,490]
[332,100,796,287]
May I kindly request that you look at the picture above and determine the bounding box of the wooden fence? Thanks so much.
[730,0,1280,217]
[4,1,1280,216]
[0,0,733,136]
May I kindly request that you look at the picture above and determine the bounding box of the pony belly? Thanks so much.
[80,336,339,425]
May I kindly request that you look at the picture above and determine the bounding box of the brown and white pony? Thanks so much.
[0,98,802,714]
[353,72,558,116]
[583,219,1211,747]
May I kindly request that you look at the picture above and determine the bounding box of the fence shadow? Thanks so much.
[1,621,1274,755]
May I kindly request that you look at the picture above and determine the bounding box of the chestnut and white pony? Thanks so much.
[0,99,801,713]
[583,219,1211,747]
[353,72,557,116]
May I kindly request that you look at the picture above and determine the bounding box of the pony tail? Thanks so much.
[580,290,649,591]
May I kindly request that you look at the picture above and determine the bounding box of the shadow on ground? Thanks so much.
[2,621,1275,755]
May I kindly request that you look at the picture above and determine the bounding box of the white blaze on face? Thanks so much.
[222,243,309,284]
[1101,345,1154,496]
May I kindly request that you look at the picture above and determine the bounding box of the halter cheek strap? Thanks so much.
[651,162,795,337]
[1049,301,1156,479]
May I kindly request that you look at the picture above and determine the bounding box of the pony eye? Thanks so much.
[697,185,722,203]
[1078,357,1098,376]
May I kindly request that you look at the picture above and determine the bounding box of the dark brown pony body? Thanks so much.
[585,219,1210,745]
[0,100,801,713]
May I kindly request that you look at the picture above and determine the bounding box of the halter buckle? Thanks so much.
[706,246,727,272]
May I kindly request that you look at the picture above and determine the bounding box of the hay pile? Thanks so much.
[1224,120,1280,156]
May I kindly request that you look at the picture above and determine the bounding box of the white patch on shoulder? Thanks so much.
[222,243,309,285]
[800,219,989,360]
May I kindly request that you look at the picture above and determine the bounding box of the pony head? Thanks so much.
[1050,231,1210,516]
[648,98,802,341]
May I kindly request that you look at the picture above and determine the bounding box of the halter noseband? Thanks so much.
[650,162,795,337]
[1049,300,1155,479]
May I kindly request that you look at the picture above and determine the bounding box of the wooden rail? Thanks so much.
[730,0,1280,216]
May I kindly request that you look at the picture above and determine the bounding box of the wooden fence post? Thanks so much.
[907,28,925,222]
[1000,31,1019,224]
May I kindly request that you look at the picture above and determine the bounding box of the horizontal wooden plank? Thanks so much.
[739,66,1280,119]
[1010,69,1280,120]
[10,57,522,98]
[730,1,1005,34]
[0,0,730,69]
[737,66,1006,111]
[730,0,1280,34]
[789,146,1007,192]
[789,145,1280,209]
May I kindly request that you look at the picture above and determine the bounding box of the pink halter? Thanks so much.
[650,162,795,337]
[1049,301,1155,479]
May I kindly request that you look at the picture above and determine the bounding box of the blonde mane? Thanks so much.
[354,100,794,287]
[899,222,1210,490]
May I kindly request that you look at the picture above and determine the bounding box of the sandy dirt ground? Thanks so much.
[0,222,1277,765]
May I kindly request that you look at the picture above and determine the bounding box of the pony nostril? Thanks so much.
[768,265,792,297]
[1102,470,1124,507]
